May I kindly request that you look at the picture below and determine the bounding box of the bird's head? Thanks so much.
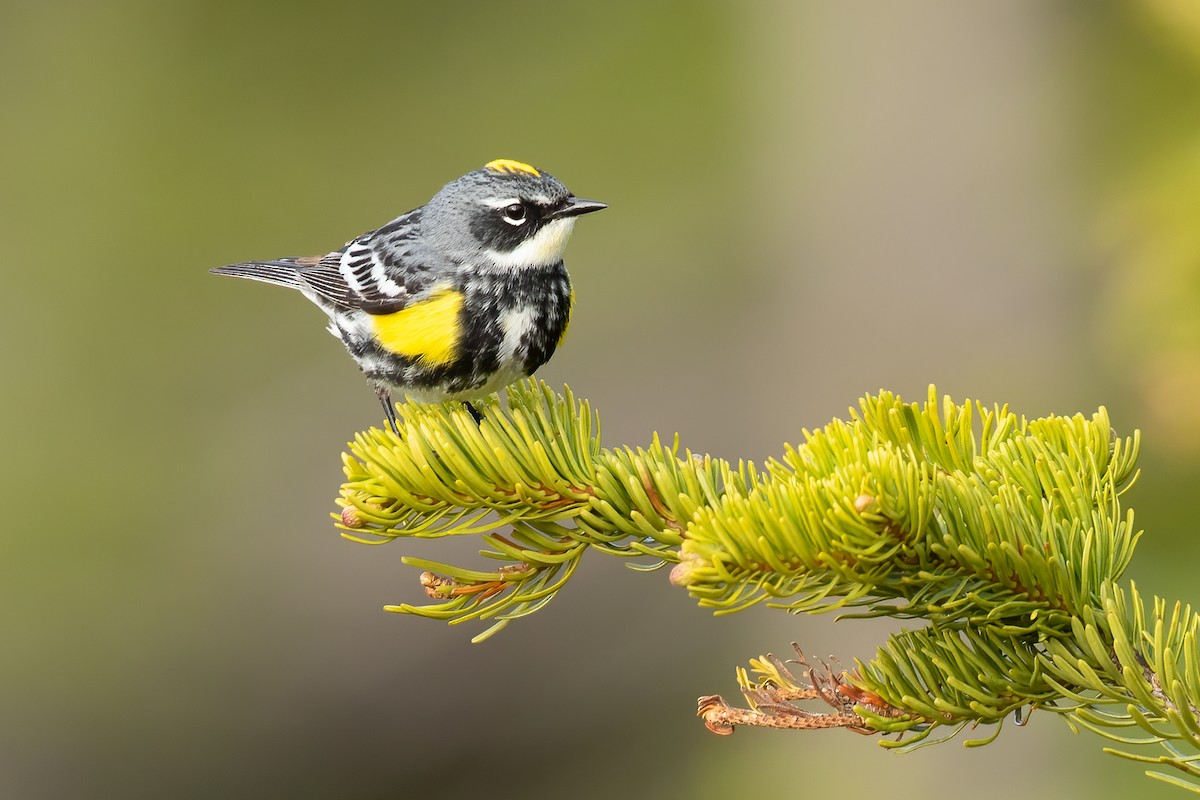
[424,159,606,269]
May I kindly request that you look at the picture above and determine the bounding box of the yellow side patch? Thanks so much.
[557,287,575,348]
[485,158,540,177]
[371,289,463,366]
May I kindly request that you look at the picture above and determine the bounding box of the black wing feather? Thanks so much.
[211,208,426,315]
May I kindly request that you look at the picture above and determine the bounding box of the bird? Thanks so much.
[211,159,606,434]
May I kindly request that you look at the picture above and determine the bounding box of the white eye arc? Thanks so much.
[501,203,528,226]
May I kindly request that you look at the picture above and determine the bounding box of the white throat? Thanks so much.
[485,218,577,269]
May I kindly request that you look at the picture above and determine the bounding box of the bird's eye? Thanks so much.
[501,203,527,225]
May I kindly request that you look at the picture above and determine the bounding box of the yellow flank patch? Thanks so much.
[485,158,540,177]
[370,289,463,366]
[557,287,575,348]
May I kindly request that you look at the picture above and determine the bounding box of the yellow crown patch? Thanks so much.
[484,159,540,177]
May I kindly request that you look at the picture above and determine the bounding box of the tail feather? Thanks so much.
[210,260,306,290]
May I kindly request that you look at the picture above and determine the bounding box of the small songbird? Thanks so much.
[211,159,606,433]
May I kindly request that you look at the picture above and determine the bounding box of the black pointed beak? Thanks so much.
[550,197,607,219]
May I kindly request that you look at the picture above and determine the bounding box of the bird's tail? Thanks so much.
[209,259,307,290]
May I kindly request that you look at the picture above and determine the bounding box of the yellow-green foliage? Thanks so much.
[336,380,1199,789]
[681,388,1141,630]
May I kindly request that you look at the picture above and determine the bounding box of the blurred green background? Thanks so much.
[5,1,1200,797]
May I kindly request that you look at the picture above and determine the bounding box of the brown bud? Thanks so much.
[419,571,456,597]
[341,506,364,528]
[697,695,735,735]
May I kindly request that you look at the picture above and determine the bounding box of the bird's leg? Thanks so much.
[463,401,485,425]
[375,384,401,436]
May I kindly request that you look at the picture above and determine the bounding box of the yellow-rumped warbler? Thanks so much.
[211,159,605,433]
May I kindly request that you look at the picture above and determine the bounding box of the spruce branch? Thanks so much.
[336,381,744,641]
[334,380,1200,789]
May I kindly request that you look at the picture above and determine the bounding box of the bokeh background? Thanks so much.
[5,1,1200,797]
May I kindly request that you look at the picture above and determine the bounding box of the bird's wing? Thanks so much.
[210,208,437,314]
